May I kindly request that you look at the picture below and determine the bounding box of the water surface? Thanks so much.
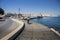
[30,17,60,30]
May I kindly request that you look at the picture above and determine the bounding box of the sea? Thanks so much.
[30,17,60,30]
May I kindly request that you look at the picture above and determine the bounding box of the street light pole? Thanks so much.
[17,8,20,19]
[19,8,20,14]
[19,8,21,18]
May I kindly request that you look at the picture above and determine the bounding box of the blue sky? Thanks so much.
[0,0,60,14]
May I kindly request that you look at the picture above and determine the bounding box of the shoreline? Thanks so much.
[16,20,60,40]
[33,22,60,37]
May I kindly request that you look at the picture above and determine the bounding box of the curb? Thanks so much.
[50,28,60,37]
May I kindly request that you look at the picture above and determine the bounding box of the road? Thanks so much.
[0,18,19,39]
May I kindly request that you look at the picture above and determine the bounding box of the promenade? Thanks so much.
[0,17,60,40]
[15,20,60,40]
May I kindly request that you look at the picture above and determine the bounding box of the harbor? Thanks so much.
[0,0,60,40]
[0,15,60,40]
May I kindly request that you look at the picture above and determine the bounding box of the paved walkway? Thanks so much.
[15,20,60,40]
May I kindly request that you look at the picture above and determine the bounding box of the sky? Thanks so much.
[0,0,60,14]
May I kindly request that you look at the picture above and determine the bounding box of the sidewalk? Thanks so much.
[15,21,60,40]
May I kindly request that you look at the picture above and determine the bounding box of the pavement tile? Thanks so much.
[15,21,60,40]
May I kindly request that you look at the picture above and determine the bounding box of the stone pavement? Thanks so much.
[15,21,60,40]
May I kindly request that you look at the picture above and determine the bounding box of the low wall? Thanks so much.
[50,28,60,37]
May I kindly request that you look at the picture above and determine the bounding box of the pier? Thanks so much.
[15,20,60,40]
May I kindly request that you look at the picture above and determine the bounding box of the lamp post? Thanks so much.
[19,8,20,14]
[17,8,20,19]
[19,8,20,19]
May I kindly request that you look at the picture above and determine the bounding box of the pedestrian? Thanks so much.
[27,19,29,24]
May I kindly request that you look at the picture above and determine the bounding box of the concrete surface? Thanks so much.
[0,18,24,40]
[15,20,60,40]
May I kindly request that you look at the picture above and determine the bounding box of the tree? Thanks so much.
[0,8,4,15]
